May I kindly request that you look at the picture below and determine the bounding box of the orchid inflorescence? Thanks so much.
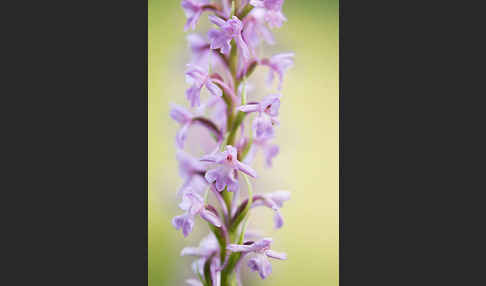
[171,0,294,285]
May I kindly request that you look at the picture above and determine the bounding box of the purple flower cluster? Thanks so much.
[171,1,293,285]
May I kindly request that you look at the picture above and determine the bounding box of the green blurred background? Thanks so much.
[149,0,338,285]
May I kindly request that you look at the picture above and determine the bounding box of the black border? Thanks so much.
[340,0,484,285]
[10,0,149,284]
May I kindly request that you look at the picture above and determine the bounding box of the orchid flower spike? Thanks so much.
[174,0,294,283]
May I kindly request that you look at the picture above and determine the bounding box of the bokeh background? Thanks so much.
[149,0,338,285]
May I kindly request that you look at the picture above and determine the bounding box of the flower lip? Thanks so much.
[185,64,223,107]
[200,145,257,192]
[226,237,285,279]
[208,15,250,60]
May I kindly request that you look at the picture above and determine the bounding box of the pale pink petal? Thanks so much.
[237,103,260,113]
[176,123,191,148]
[200,209,222,227]
[265,249,287,260]
[205,80,223,97]
[267,191,291,208]
[209,15,226,27]
[227,243,253,252]
[186,278,203,286]
[236,161,257,178]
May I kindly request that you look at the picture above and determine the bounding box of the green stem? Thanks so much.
[238,114,254,161]
[226,79,248,146]
[231,0,237,17]
[226,111,246,146]
[237,5,254,19]
[221,90,234,131]
[238,214,250,244]
[229,173,253,233]
[203,257,213,286]
[229,41,238,79]
[238,137,252,161]
[222,188,233,217]
[234,0,240,16]
[209,223,226,264]
[197,272,208,286]
[221,271,238,286]
[244,173,253,204]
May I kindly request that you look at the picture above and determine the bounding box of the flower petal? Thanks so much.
[273,210,284,228]
[172,213,194,237]
[186,85,201,107]
[259,23,275,45]
[252,237,273,250]
[264,144,279,167]
[185,10,202,31]
[200,153,222,163]
[267,191,291,208]
[210,257,221,286]
[176,122,191,148]
[248,253,272,279]
[205,80,223,97]
[225,172,240,192]
[185,192,204,216]
[204,168,220,183]
[220,40,232,55]
[180,246,202,257]
[226,145,238,159]
[172,214,186,230]
[192,258,205,276]
[209,15,226,27]
[170,104,193,124]
[215,177,226,192]
[227,243,254,252]
[200,208,222,227]
[186,278,204,286]
[236,34,251,61]
[182,216,195,237]
[228,237,272,253]
[265,250,287,260]
[236,161,257,178]
[178,192,193,211]
[249,0,265,8]
[237,103,260,113]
